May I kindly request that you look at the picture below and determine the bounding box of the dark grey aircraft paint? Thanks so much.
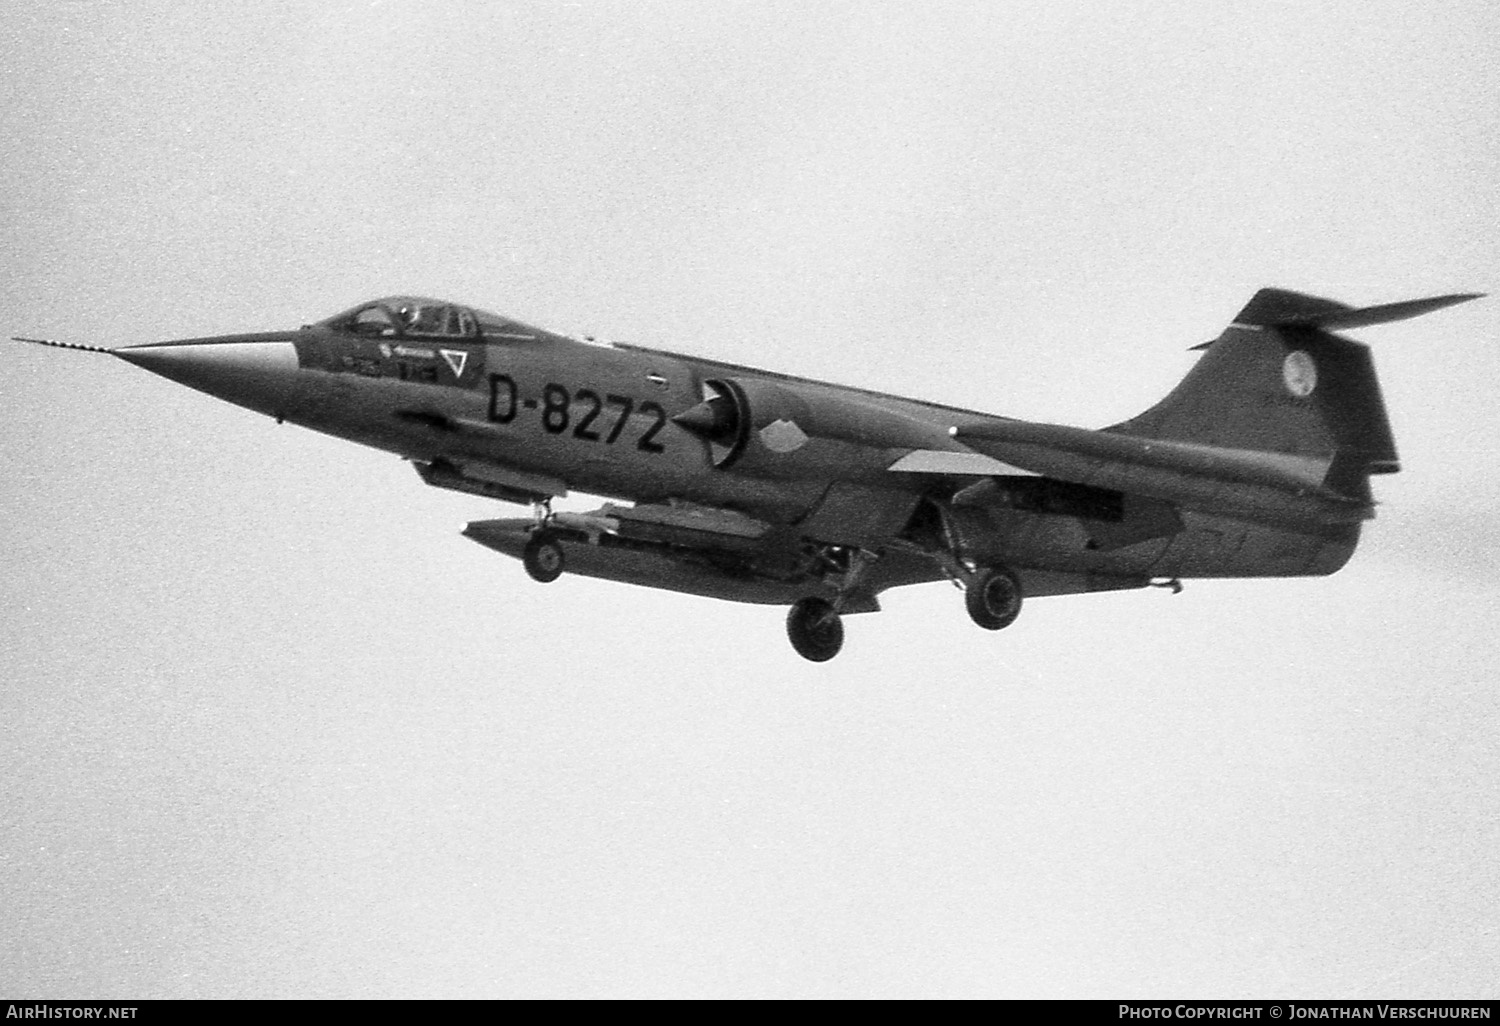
[15,287,1481,661]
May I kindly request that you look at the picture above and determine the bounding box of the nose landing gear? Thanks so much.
[522,531,565,583]
[522,498,564,583]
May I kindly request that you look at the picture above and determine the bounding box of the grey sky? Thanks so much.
[2,0,1496,998]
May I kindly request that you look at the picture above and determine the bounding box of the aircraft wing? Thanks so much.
[885,447,1036,477]
[463,499,949,612]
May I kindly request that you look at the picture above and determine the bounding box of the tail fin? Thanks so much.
[1110,288,1481,501]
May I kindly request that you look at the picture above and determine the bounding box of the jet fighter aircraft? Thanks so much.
[15,288,1480,661]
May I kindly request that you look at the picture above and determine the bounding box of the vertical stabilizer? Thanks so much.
[1109,288,1480,500]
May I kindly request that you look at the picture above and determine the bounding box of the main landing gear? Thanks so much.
[965,566,1023,631]
[786,597,844,663]
[783,564,1025,662]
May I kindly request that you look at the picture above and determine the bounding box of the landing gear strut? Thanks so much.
[786,597,844,662]
[965,566,1023,630]
[523,530,565,583]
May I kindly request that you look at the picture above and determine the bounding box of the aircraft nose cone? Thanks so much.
[116,338,302,418]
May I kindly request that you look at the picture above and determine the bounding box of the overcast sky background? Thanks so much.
[2,0,1497,999]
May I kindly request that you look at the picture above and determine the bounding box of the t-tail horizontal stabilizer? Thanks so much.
[1123,287,1483,507]
[1193,289,1483,348]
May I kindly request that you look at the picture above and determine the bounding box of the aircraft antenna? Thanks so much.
[11,336,116,355]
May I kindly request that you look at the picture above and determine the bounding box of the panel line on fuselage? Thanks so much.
[612,342,1014,424]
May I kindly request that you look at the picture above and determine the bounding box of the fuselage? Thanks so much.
[112,295,1358,592]
[25,284,1470,661]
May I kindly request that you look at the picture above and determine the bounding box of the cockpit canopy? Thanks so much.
[315,296,544,342]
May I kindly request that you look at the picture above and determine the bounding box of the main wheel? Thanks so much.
[786,597,844,662]
[522,531,565,583]
[965,566,1023,630]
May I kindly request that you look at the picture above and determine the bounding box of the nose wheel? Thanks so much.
[787,597,844,662]
[965,566,1023,630]
[523,530,565,583]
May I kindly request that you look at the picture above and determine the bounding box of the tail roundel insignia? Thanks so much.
[1282,350,1317,397]
[1111,288,1482,498]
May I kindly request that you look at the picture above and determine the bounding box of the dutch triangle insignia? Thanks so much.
[440,349,469,378]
